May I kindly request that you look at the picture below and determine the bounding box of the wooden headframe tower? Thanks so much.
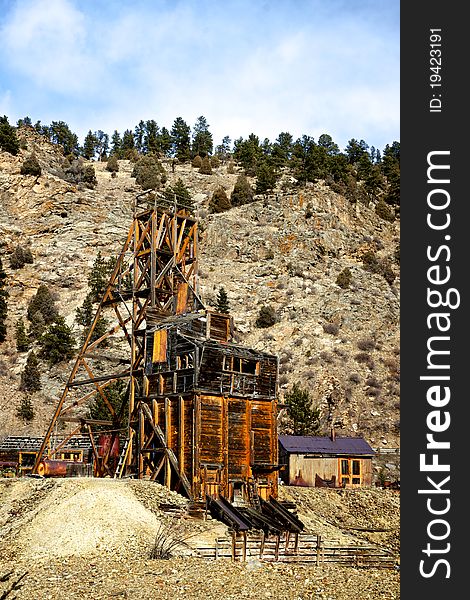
[33,192,279,502]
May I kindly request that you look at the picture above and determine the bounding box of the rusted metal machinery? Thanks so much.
[32,192,280,503]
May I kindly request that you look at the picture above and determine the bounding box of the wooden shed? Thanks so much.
[279,434,375,488]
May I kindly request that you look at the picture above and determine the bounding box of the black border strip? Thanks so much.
[401,3,466,596]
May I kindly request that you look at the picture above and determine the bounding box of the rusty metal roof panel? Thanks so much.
[279,435,375,456]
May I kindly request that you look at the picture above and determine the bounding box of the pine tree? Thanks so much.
[106,154,119,173]
[82,130,98,159]
[199,156,212,175]
[171,117,191,161]
[75,293,108,345]
[111,130,122,157]
[17,395,35,422]
[49,120,79,155]
[87,252,110,302]
[255,305,277,328]
[15,318,30,352]
[87,380,127,428]
[284,383,320,436]
[191,115,213,158]
[39,317,75,366]
[209,186,231,213]
[0,257,8,342]
[255,160,277,194]
[0,115,20,155]
[132,154,167,190]
[20,153,42,176]
[231,174,253,207]
[164,178,193,211]
[216,287,230,314]
[19,351,41,392]
[27,284,58,325]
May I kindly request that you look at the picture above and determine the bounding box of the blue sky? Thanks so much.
[0,0,399,153]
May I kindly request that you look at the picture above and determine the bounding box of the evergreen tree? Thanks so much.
[75,293,108,345]
[192,115,213,158]
[82,130,98,159]
[214,135,231,162]
[10,245,34,269]
[230,174,253,207]
[284,383,321,436]
[157,127,173,157]
[111,130,122,157]
[20,153,42,176]
[106,154,119,173]
[15,318,30,352]
[39,316,75,366]
[171,117,191,161]
[192,155,203,168]
[87,379,128,428]
[17,116,32,128]
[255,305,277,328]
[0,115,20,155]
[132,154,167,190]
[88,252,111,302]
[216,287,230,314]
[95,130,109,160]
[19,351,41,392]
[143,120,160,155]
[233,134,262,176]
[271,131,293,168]
[49,120,79,155]
[0,257,8,342]
[121,129,136,158]
[199,155,212,174]
[256,160,277,194]
[381,142,400,207]
[164,178,193,211]
[209,186,231,213]
[134,120,146,153]
[27,284,58,326]
[17,395,35,421]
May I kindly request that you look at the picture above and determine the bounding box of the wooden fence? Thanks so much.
[195,532,398,569]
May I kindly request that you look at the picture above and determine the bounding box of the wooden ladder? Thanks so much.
[113,431,133,478]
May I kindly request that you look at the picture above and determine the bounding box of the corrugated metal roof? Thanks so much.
[279,435,375,456]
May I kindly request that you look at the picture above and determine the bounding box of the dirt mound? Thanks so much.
[15,479,161,560]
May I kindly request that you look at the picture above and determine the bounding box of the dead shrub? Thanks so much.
[149,519,195,560]
[357,338,376,352]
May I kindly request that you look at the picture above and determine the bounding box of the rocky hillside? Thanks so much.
[0,128,400,458]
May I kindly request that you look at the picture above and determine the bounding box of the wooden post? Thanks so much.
[164,397,171,488]
[259,531,265,559]
[215,537,219,560]
[231,530,236,562]
[316,534,321,566]
[242,531,247,562]
[294,532,299,554]
[178,395,184,477]
[138,407,145,478]
[274,535,280,561]
[285,531,290,551]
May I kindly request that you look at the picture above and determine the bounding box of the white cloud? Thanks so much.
[1,0,101,94]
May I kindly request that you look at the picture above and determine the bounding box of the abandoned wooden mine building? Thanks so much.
[32,192,280,503]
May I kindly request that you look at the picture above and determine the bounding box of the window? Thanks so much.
[339,458,362,486]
